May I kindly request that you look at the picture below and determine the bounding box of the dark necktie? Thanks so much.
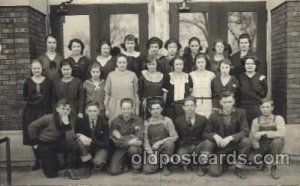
[187,117,192,127]
[91,120,95,130]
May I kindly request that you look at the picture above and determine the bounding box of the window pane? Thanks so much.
[63,15,91,58]
[179,13,209,53]
[110,14,139,48]
[228,12,257,54]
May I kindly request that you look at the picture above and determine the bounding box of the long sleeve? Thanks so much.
[161,118,178,143]
[232,109,249,142]
[204,114,217,141]
[91,119,110,149]
[266,116,286,138]
[188,74,193,94]
[138,74,144,100]
[23,79,28,101]
[77,79,85,114]
[28,115,49,143]
[251,74,268,98]
[143,123,152,153]
[133,73,139,102]
[104,73,112,109]
[110,119,130,149]
[52,80,58,107]
[162,73,170,93]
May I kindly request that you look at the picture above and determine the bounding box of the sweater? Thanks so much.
[28,114,75,144]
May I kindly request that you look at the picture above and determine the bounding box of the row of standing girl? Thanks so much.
[23,33,267,170]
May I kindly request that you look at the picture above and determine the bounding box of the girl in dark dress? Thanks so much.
[230,33,266,76]
[238,55,268,126]
[39,35,64,82]
[65,38,91,81]
[210,39,232,75]
[121,34,143,77]
[182,37,203,73]
[159,38,182,75]
[162,56,193,120]
[53,60,85,119]
[23,59,52,170]
[139,55,164,119]
[95,40,116,80]
[211,59,239,110]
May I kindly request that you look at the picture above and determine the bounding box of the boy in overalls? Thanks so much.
[143,98,178,176]
[250,98,286,179]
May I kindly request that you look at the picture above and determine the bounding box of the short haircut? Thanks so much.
[212,39,227,52]
[220,90,235,100]
[260,97,274,107]
[30,59,44,76]
[56,99,72,108]
[120,98,134,107]
[148,99,164,109]
[87,62,101,79]
[86,101,100,109]
[171,56,185,68]
[145,55,157,64]
[219,58,232,67]
[68,38,85,54]
[241,54,260,68]
[238,33,252,46]
[146,37,163,49]
[30,58,43,67]
[183,96,196,105]
[194,53,210,70]
[89,62,101,71]
[164,38,182,50]
[60,60,72,69]
[188,37,203,51]
[121,34,139,51]
[98,40,111,54]
[45,34,56,45]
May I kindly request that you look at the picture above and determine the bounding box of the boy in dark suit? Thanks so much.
[175,97,214,176]
[204,91,251,179]
[75,102,109,178]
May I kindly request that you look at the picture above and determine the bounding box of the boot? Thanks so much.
[64,168,80,180]
[271,165,280,179]
[234,167,246,179]
[162,166,171,176]
[31,147,40,171]
[196,166,207,177]
[82,161,92,179]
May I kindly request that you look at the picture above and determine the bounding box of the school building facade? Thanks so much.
[0,0,299,163]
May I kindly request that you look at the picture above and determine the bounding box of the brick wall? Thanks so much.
[271,1,300,124]
[0,6,46,130]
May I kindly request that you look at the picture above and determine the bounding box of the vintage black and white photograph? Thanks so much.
[0,0,300,185]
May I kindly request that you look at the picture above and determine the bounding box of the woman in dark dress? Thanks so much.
[230,33,266,76]
[94,40,116,80]
[159,38,182,75]
[53,60,85,119]
[23,59,52,170]
[238,55,268,126]
[39,35,64,82]
[209,39,232,75]
[211,59,239,110]
[139,55,164,119]
[121,34,143,77]
[182,37,202,73]
[65,38,91,81]
[162,56,193,120]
